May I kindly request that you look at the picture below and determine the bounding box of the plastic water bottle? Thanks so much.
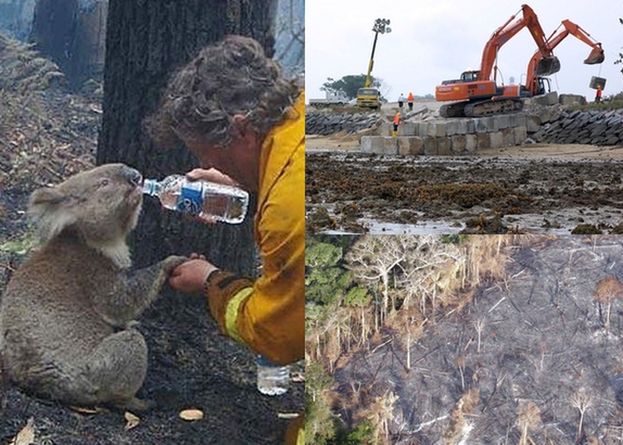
[256,355,290,396]
[142,175,249,224]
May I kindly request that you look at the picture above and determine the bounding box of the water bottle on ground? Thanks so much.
[256,355,290,396]
[142,175,249,224]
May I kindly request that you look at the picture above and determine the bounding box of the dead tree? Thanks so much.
[570,390,592,441]
[346,236,408,326]
[593,276,623,332]
[30,0,108,87]
[274,0,303,76]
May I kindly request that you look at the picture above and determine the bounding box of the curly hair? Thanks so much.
[146,35,300,148]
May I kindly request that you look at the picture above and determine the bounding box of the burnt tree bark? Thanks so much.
[30,0,107,87]
[98,1,277,273]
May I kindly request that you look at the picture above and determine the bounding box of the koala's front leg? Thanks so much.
[93,256,187,327]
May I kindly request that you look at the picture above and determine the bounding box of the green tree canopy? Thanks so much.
[306,239,369,307]
[321,74,381,100]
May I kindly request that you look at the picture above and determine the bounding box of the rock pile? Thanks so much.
[532,108,623,146]
[306,110,382,135]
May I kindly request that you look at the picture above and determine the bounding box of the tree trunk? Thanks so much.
[406,331,411,371]
[360,307,365,345]
[98,0,277,272]
[382,272,388,322]
[30,0,108,87]
[0,0,36,40]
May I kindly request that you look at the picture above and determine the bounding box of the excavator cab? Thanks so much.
[535,77,552,96]
[460,71,480,82]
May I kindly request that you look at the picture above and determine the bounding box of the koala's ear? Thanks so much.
[28,187,75,241]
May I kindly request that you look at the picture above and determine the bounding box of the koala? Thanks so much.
[0,163,186,412]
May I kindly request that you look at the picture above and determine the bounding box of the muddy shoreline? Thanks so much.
[306,151,623,234]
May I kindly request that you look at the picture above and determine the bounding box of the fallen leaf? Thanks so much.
[277,412,300,420]
[291,372,305,383]
[179,409,204,421]
[124,412,140,430]
[69,405,101,414]
[10,417,35,445]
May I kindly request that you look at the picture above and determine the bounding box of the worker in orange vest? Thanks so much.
[595,85,603,103]
[392,111,400,137]
[407,91,414,111]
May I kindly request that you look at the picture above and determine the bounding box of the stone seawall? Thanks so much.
[533,109,623,146]
[306,111,381,135]
[364,113,529,155]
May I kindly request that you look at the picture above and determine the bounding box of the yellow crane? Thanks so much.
[356,18,391,110]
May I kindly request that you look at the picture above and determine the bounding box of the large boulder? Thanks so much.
[558,94,587,106]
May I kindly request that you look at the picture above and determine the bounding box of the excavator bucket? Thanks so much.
[535,56,561,76]
[584,47,605,65]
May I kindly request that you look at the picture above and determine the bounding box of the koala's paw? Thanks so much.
[161,255,188,274]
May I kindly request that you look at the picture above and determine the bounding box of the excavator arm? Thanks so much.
[526,20,604,95]
[479,4,556,82]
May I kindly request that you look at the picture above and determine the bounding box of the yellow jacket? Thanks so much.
[206,92,305,366]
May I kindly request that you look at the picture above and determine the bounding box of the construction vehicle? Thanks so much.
[436,4,560,117]
[525,20,604,96]
[356,18,391,110]
[356,87,382,109]
[309,90,349,109]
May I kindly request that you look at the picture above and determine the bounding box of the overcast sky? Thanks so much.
[305,0,622,101]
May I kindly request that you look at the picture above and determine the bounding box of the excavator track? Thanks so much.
[439,102,468,118]
[464,98,524,117]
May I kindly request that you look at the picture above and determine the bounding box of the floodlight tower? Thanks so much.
[364,18,391,88]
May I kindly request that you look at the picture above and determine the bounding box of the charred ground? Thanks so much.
[332,236,623,444]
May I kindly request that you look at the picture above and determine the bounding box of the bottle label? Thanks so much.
[177,183,203,215]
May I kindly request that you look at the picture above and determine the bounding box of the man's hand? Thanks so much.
[169,259,218,294]
[186,168,238,187]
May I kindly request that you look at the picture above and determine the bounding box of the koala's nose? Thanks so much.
[123,167,142,186]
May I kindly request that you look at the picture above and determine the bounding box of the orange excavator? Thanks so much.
[436,4,560,117]
[525,20,604,96]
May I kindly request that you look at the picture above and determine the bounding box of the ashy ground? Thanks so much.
[334,236,623,444]
[0,288,303,445]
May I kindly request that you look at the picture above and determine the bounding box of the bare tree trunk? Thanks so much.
[406,331,411,371]
[98,0,277,273]
[382,272,389,322]
[361,307,366,346]
[31,0,108,87]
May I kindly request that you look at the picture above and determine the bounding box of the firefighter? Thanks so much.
[146,35,304,445]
